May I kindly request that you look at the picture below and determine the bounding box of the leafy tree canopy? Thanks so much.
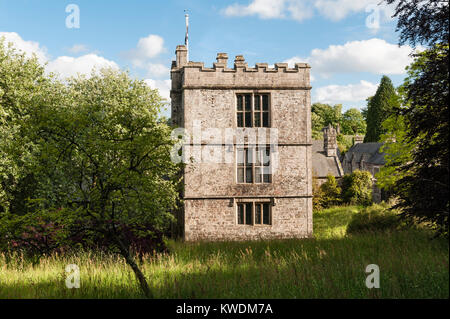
[381,0,449,236]
[364,75,399,142]
[0,39,51,211]
[311,103,366,138]
[0,38,180,296]
[385,0,449,47]
[341,108,366,135]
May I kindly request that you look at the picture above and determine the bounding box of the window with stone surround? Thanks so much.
[236,94,270,128]
[237,202,271,226]
[237,146,271,184]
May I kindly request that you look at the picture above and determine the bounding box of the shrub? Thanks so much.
[347,203,407,234]
[0,209,168,260]
[313,174,343,210]
[319,174,342,208]
[342,170,373,206]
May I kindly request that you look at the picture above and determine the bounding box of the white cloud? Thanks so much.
[1,32,119,79]
[67,44,89,54]
[287,1,315,21]
[223,0,393,22]
[127,34,165,67]
[285,38,416,78]
[136,34,165,59]
[223,0,314,21]
[0,31,48,64]
[145,63,170,78]
[124,34,168,79]
[223,0,286,19]
[314,0,394,22]
[47,54,119,79]
[315,80,378,103]
[144,79,171,101]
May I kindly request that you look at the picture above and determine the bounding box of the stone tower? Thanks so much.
[170,44,313,241]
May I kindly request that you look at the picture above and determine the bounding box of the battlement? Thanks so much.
[177,61,310,73]
[171,46,311,90]
[172,46,310,73]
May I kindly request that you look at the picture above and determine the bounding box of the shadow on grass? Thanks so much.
[154,230,448,299]
[1,227,448,299]
[0,279,145,299]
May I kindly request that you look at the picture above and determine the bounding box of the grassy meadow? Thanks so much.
[0,205,448,298]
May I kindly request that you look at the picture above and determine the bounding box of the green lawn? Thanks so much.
[0,205,448,298]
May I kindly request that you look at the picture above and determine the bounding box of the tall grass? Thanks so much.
[0,205,448,298]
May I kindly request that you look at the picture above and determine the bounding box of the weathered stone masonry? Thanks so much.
[171,44,313,241]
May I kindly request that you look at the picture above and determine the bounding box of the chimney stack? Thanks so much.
[323,124,338,157]
[353,135,364,145]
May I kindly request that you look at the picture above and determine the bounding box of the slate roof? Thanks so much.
[312,140,343,178]
[343,142,386,166]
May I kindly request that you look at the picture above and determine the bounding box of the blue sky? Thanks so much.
[0,0,419,116]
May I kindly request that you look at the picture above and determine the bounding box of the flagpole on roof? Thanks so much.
[184,10,189,62]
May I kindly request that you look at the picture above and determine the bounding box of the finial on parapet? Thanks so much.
[234,55,247,68]
[175,45,188,67]
[214,53,228,68]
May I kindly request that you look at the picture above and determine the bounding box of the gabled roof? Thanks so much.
[312,140,343,178]
[344,142,386,165]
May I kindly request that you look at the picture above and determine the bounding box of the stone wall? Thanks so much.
[183,145,310,198]
[184,197,312,241]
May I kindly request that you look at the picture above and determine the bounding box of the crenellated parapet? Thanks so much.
[171,46,311,90]
[172,46,309,72]
[172,60,310,73]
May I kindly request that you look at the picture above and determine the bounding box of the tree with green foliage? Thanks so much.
[385,0,448,48]
[382,0,448,236]
[336,134,354,156]
[376,99,417,191]
[312,103,366,138]
[0,39,180,297]
[364,75,399,142]
[360,105,368,123]
[0,39,52,214]
[341,108,366,135]
[311,103,366,154]
[342,170,373,206]
[311,103,342,138]
[311,112,325,139]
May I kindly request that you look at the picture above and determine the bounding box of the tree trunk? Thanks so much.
[115,238,153,298]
